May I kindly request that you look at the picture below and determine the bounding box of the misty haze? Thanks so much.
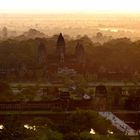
[0,0,140,140]
[1,14,140,40]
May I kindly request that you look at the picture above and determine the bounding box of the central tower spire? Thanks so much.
[56,33,65,66]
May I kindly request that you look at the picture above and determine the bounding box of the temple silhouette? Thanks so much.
[0,33,86,81]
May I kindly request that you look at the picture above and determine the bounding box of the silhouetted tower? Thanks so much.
[56,33,65,65]
[37,42,47,67]
[75,42,86,68]
[96,32,103,39]
[2,27,8,39]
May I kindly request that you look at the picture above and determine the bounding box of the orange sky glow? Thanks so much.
[0,0,140,14]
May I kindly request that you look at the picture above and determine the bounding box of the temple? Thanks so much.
[0,33,86,81]
[56,33,65,66]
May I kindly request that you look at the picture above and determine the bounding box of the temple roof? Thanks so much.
[57,33,65,46]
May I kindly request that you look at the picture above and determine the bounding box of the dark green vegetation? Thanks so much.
[0,110,138,140]
[0,35,140,139]
[0,82,13,101]
[0,36,140,81]
[0,82,139,111]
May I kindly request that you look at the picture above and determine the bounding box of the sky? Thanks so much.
[0,0,140,14]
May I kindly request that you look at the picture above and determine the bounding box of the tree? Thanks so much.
[0,82,13,101]
[80,132,100,140]
[20,86,37,101]
[1,116,30,140]
[64,132,79,140]
[35,128,63,140]
[65,110,113,134]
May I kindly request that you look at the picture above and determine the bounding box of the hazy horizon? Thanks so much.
[1,13,140,40]
[0,0,140,14]
[1,0,140,40]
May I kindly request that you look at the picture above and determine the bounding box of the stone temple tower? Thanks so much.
[37,42,47,67]
[75,42,86,68]
[2,27,8,40]
[56,33,65,65]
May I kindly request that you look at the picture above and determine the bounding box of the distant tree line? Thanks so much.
[0,36,140,80]
[0,110,137,140]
